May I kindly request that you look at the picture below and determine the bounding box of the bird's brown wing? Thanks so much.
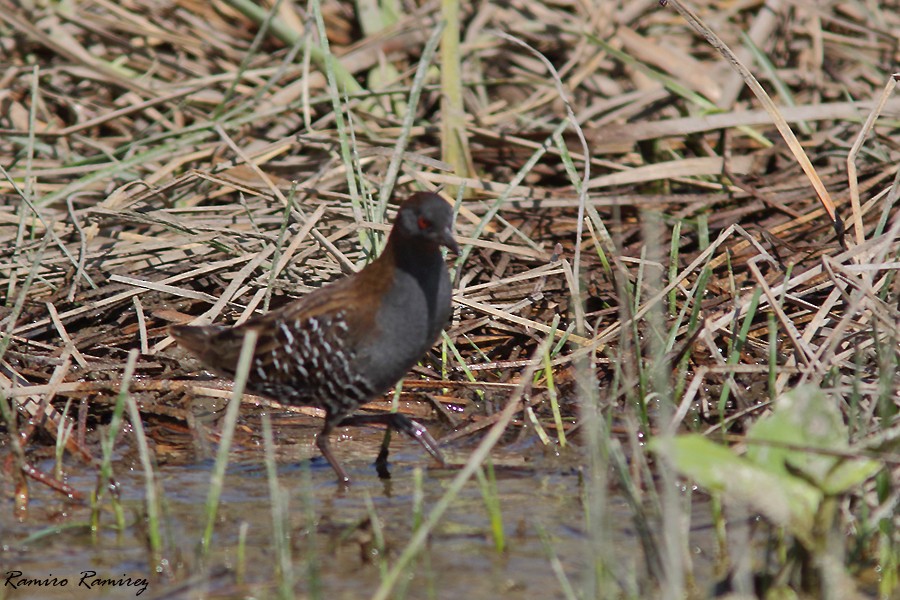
[170,261,391,378]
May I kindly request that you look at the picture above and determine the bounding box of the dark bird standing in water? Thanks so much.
[170,192,458,483]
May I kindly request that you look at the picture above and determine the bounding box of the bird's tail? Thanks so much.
[168,324,223,357]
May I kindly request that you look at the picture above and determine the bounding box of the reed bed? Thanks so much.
[1,0,897,597]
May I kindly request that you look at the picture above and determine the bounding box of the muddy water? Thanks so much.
[1,422,717,599]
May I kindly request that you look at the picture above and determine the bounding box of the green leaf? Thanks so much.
[747,385,880,493]
[653,435,821,544]
[820,458,882,495]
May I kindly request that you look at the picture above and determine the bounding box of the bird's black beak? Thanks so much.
[441,226,460,254]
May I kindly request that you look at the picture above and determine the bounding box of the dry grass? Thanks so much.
[1,0,898,597]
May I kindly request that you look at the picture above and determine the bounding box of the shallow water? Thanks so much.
[1,421,717,599]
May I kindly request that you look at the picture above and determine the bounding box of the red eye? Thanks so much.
[417,216,431,230]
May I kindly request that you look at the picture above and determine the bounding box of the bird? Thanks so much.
[169,192,459,483]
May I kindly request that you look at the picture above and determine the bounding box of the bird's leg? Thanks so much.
[316,418,352,484]
[339,413,446,467]
[375,428,392,479]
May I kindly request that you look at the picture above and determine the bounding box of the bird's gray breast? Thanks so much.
[356,259,451,395]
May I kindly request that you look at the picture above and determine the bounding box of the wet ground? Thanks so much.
[1,419,718,599]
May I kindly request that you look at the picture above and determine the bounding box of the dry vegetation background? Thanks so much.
[0,0,898,597]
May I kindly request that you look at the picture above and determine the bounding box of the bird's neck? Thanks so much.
[380,231,443,277]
